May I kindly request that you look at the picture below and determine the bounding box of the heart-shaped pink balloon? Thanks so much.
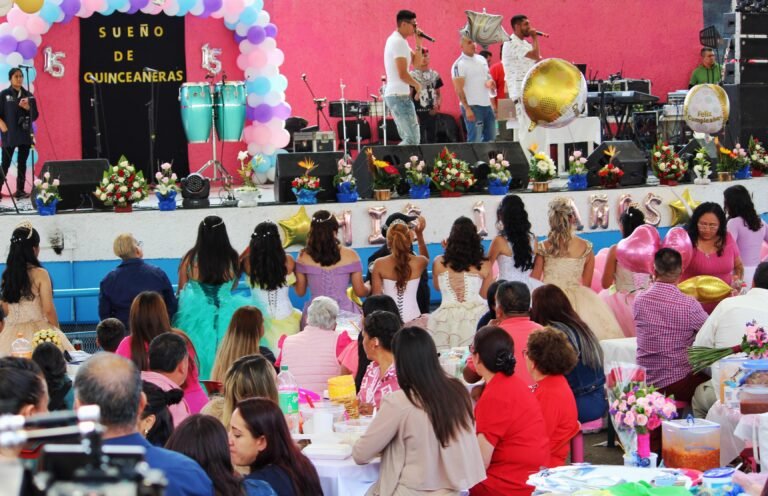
[663,227,694,273]
[616,224,661,274]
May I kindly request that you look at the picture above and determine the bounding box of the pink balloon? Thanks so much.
[266,48,284,67]
[662,227,694,273]
[591,247,610,293]
[252,125,271,146]
[273,128,290,148]
[235,53,249,71]
[26,17,48,36]
[247,48,267,68]
[616,224,661,275]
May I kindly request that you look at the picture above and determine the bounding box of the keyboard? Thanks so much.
[587,91,660,104]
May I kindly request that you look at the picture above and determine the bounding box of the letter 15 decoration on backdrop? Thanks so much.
[0,0,290,178]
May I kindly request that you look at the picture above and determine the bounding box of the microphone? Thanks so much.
[535,31,550,38]
[86,74,97,84]
[417,31,435,42]
[370,94,379,100]
[381,75,386,82]
[0,405,100,432]
[18,64,33,68]
[301,73,307,81]
[143,67,158,72]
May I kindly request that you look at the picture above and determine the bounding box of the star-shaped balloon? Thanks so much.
[278,206,311,248]
[668,188,701,226]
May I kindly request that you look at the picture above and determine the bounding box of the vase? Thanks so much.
[735,164,752,180]
[718,171,733,182]
[622,432,657,468]
[336,182,358,203]
[156,191,177,211]
[408,178,431,199]
[440,190,462,198]
[532,181,549,193]
[487,179,510,195]
[115,204,133,213]
[36,198,57,216]
[752,169,764,177]
[659,178,678,186]
[567,174,588,191]
[292,188,319,205]
[237,189,261,208]
[373,189,392,201]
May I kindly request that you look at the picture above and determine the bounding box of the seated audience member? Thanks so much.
[169,329,207,414]
[464,281,542,386]
[96,317,126,353]
[202,354,278,428]
[476,280,504,330]
[74,353,212,496]
[354,327,486,494]
[140,381,182,447]
[530,284,607,423]
[0,357,48,416]
[469,326,549,496]
[230,398,323,496]
[276,296,344,393]
[357,310,402,414]
[115,291,172,368]
[31,342,73,411]
[525,327,580,467]
[635,248,709,403]
[167,414,276,496]
[142,333,191,426]
[99,233,177,328]
[211,306,276,383]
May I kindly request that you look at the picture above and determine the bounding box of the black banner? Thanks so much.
[79,12,189,178]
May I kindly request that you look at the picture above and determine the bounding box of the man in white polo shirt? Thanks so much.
[502,14,542,139]
[383,10,423,145]
[452,34,496,142]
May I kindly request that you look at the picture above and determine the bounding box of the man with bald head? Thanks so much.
[74,353,212,496]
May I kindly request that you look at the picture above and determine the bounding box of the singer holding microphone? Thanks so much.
[0,68,37,198]
[383,10,430,146]
[502,15,545,141]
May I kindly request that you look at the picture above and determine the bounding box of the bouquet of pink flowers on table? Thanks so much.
[610,386,678,435]
[689,320,768,373]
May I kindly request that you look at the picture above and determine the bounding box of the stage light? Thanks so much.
[181,173,210,209]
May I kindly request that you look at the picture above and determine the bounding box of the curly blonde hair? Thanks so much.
[545,197,574,257]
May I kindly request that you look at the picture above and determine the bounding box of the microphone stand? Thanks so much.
[380,77,388,145]
[90,79,102,158]
[339,80,348,158]
[301,74,332,130]
[146,70,157,183]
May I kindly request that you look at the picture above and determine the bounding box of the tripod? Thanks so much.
[195,73,231,182]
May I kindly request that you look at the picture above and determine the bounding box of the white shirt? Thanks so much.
[693,288,768,348]
[451,53,492,107]
[384,31,412,96]
[501,35,535,100]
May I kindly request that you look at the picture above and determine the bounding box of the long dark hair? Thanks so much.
[687,202,728,256]
[620,206,645,239]
[392,326,474,447]
[443,217,486,272]
[356,295,402,391]
[497,195,534,270]
[166,415,243,496]
[183,216,239,284]
[724,184,762,232]
[1,224,42,303]
[473,326,516,376]
[247,221,288,290]
[387,223,413,290]
[141,381,182,447]
[32,342,71,411]
[305,210,341,266]
[236,398,322,495]
[129,292,172,371]
[530,284,603,370]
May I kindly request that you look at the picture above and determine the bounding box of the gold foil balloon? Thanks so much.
[669,188,701,226]
[16,0,43,13]
[522,58,588,130]
[678,276,732,303]
[346,286,363,308]
[278,206,311,248]
[684,84,730,135]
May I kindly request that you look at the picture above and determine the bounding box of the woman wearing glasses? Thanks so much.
[683,202,744,313]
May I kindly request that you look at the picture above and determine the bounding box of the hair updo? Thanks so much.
[473,325,516,376]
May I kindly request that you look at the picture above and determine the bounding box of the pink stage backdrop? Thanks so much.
[13,0,703,175]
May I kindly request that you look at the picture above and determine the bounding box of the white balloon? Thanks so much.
[11,26,28,41]
[224,12,239,24]
[684,84,730,135]
[164,2,179,15]
[246,93,262,107]
[261,37,276,52]
[0,23,11,36]
[6,52,23,67]
[244,67,258,79]
[260,64,278,78]
[263,91,284,106]
[239,40,254,53]
[0,54,6,64]
[256,10,269,25]
[210,8,224,18]
[247,143,261,155]
[189,1,204,16]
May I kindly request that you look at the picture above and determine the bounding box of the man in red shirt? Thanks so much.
[489,45,506,107]
[464,281,542,386]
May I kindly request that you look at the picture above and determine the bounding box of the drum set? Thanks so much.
[179,77,246,180]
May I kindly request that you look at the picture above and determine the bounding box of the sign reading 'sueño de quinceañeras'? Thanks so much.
[79,12,189,177]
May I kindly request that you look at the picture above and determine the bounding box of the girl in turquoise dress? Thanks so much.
[173,216,262,380]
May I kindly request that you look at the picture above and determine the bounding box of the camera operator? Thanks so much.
[0,68,38,199]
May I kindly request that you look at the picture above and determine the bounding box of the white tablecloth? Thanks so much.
[600,337,637,374]
[521,116,602,174]
[310,457,379,496]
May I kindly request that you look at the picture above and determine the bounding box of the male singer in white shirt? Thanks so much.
[502,14,542,139]
[452,34,496,142]
[383,10,423,145]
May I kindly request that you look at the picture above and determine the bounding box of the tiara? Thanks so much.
[11,221,34,244]
[203,217,225,229]
[312,211,334,223]
[251,224,276,239]
[388,219,408,229]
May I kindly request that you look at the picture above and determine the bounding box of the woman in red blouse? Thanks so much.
[524,327,581,467]
[470,326,549,496]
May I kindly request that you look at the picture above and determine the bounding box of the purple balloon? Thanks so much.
[246,106,257,121]
[60,0,81,16]
[200,0,221,17]
[253,104,273,123]
[264,23,277,38]
[272,103,290,120]
[0,36,17,55]
[127,0,148,13]
[16,41,37,60]
[234,33,246,43]
[247,26,265,45]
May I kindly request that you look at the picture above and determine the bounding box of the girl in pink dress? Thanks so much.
[724,185,768,284]
[600,207,650,337]
[683,202,745,313]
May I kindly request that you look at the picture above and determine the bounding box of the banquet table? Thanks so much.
[309,456,379,496]
[600,337,637,374]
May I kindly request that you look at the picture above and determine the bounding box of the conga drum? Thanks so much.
[214,81,246,142]
[179,83,212,143]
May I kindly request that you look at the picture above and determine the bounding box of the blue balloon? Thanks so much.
[107,0,126,11]
[246,76,270,95]
[0,64,12,79]
[270,74,287,92]
[177,0,195,15]
[39,2,62,23]
[27,149,37,167]
[27,68,37,83]
[238,7,258,26]
[252,154,271,173]
[224,19,237,30]
[251,0,262,11]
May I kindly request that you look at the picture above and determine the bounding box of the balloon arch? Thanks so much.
[0,0,290,178]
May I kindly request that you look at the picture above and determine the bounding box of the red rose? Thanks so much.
[118,170,125,177]
[384,165,399,175]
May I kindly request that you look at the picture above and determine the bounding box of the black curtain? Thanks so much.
[79,12,189,179]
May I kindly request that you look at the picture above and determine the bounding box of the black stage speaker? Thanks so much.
[40,159,109,211]
[677,138,718,182]
[274,151,343,203]
[724,84,768,147]
[585,141,648,187]
[351,145,421,198]
[377,119,401,143]
[472,141,529,190]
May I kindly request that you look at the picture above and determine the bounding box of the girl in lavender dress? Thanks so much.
[295,210,369,325]
[724,185,768,284]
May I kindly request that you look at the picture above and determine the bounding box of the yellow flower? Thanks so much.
[297,158,316,170]
[604,145,618,158]
[374,160,389,169]
[534,153,546,161]
[719,147,731,155]
[529,143,539,153]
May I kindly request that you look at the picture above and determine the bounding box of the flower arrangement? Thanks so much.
[405,155,430,186]
[749,136,768,176]
[527,144,557,182]
[334,156,357,190]
[430,147,475,195]
[568,150,588,177]
[651,141,687,184]
[291,157,322,192]
[33,171,61,206]
[689,320,768,373]
[32,329,62,349]
[598,146,624,187]
[488,153,512,184]
[693,148,712,184]
[236,150,262,190]
[609,385,678,435]
[715,138,747,174]
[154,163,181,197]
[366,148,402,192]
[94,155,149,207]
